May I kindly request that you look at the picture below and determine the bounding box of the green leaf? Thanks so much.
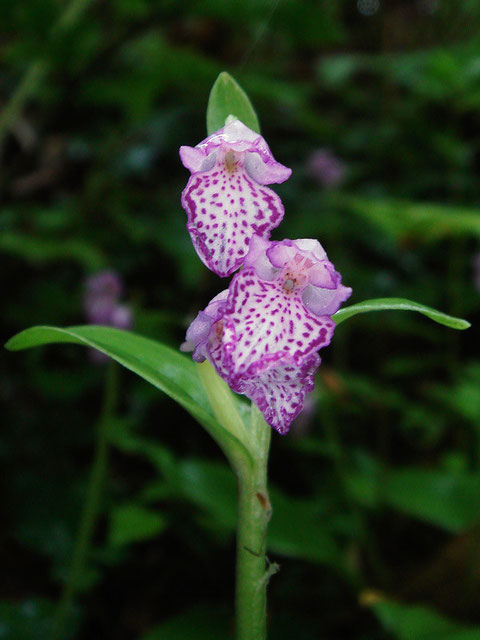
[372,599,480,640]
[267,490,342,568]
[206,71,260,135]
[109,504,167,547]
[5,326,252,466]
[383,468,480,533]
[333,298,470,330]
[173,459,238,531]
[0,232,105,269]
[336,194,480,242]
[347,455,480,532]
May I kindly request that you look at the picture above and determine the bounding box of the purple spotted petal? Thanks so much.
[182,164,285,277]
[234,352,321,435]
[221,268,335,382]
[180,119,291,277]
[181,289,323,435]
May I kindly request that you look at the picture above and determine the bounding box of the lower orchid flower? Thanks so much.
[182,235,352,433]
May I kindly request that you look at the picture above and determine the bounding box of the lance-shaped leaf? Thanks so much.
[5,326,252,468]
[332,297,470,330]
[206,71,260,135]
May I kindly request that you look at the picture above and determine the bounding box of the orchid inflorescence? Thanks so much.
[180,118,351,434]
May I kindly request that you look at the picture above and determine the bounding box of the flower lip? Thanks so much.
[233,351,322,435]
[181,286,327,435]
[220,267,336,386]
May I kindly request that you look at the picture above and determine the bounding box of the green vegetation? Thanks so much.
[2,1,480,638]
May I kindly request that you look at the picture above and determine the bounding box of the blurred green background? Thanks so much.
[2,0,480,638]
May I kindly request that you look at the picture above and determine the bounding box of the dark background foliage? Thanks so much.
[1,1,480,638]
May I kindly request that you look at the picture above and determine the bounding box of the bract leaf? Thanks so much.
[206,71,260,135]
[333,297,470,330]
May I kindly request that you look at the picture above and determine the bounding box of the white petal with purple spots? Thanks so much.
[182,163,284,277]
[221,269,335,381]
[234,353,321,435]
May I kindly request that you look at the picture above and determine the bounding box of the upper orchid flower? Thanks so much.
[181,235,351,434]
[180,119,292,278]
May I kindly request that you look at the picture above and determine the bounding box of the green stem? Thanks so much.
[195,364,273,637]
[50,361,118,640]
[235,404,272,640]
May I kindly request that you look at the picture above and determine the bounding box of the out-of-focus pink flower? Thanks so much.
[307,149,346,189]
[83,270,133,364]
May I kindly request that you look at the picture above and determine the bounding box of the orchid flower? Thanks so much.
[180,119,291,277]
[307,148,346,189]
[84,270,133,363]
[84,270,133,330]
[182,235,351,433]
